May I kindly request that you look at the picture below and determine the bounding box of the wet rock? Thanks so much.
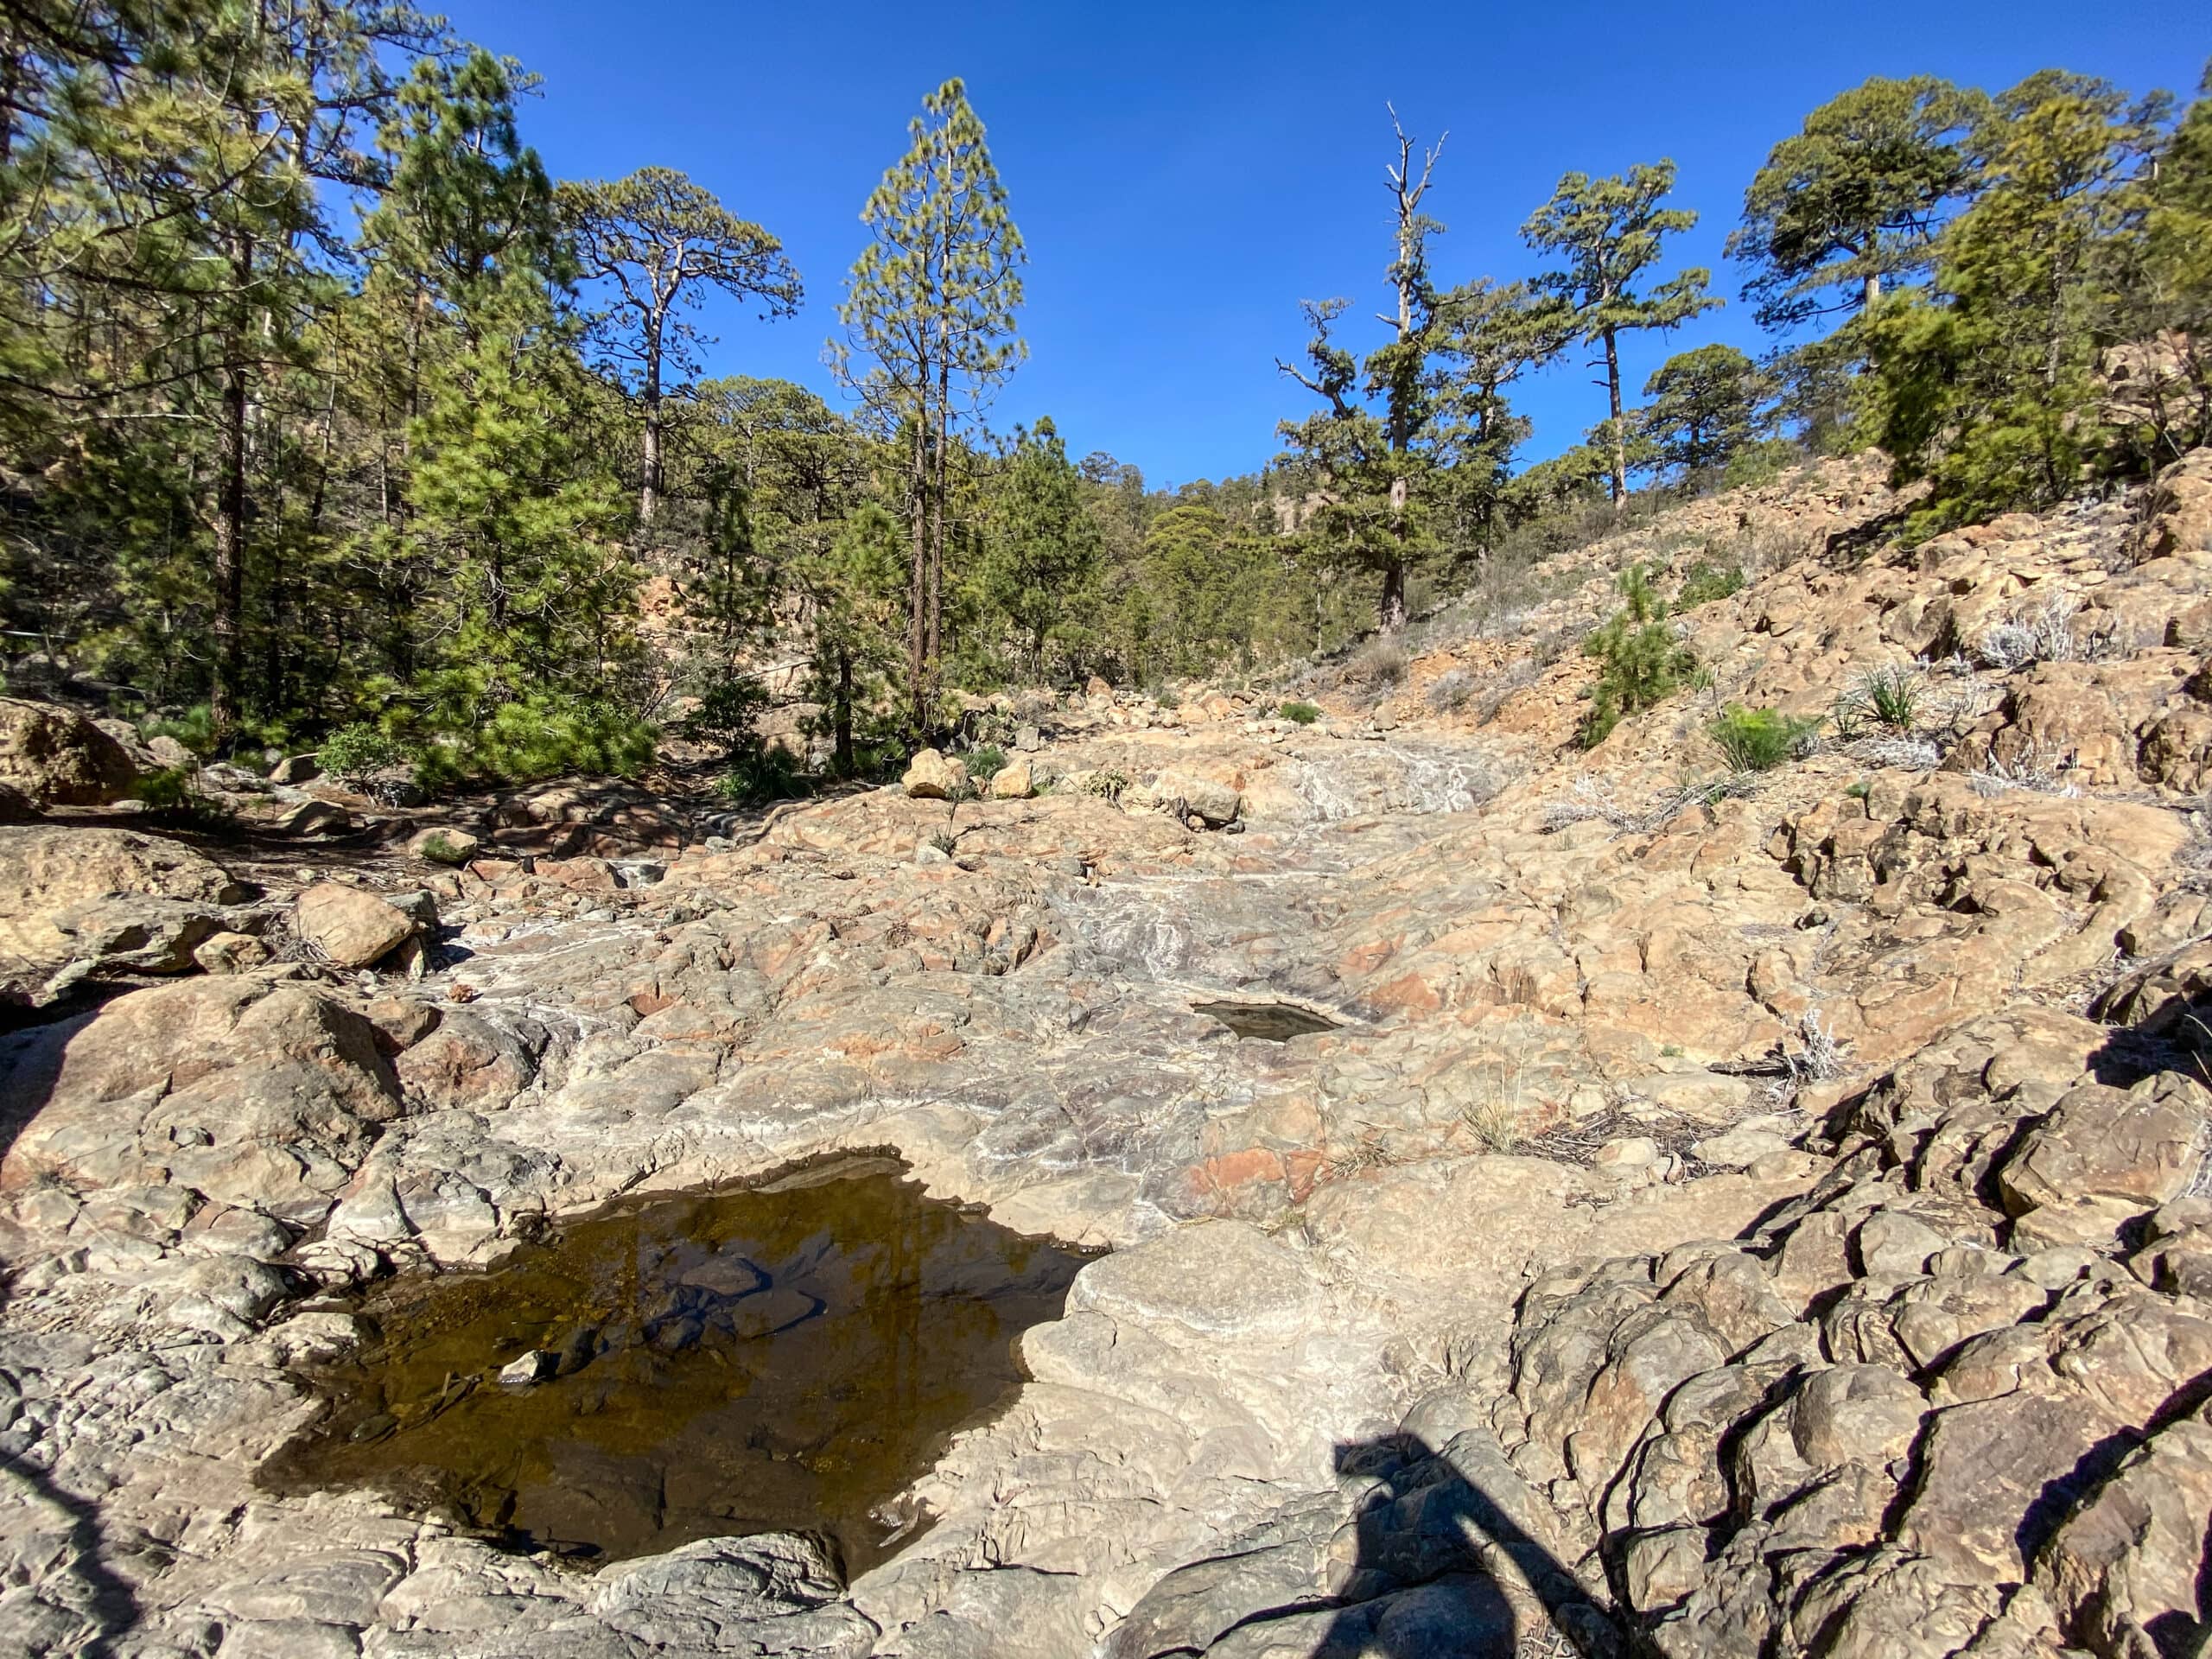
[498,1349,556,1387]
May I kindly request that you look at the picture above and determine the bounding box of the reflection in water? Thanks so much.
[261,1160,1091,1572]
[1193,1000,1342,1041]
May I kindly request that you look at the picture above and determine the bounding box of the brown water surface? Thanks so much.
[261,1159,1090,1571]
[1192,999,1342,1040]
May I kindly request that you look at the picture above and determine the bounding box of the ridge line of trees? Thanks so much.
[1,13,2207,789]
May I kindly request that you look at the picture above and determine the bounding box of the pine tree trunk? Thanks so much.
[1380,558,1408,633]
[639,340,663,523]
[211,234,253,736]
[1604,326,1627,508]
[1862,271,1881,310]
[834,648,855,776]
[927,356,949,721]
[907,411,928,734]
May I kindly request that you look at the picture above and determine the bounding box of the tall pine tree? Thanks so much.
[830,76,1024,731]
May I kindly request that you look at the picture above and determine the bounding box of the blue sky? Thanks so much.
[447,0,2205,489]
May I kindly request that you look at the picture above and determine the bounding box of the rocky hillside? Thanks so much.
[0,451,2209,1658]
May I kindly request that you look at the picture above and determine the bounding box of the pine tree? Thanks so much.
[979,416,1100,677]
[563,168,801,523]
[1639,343,1768,481]
[830,76,1025,732]
[1729,77,1988,329]
[1279,115,1555,630]
[799,502,907,775]
[1866,72,2166,533]
[1523,162,1719,507]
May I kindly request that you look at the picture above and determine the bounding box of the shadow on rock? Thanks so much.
[1109,1431,1618,1658]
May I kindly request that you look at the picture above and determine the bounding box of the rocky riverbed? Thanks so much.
[2,452,2210,1656]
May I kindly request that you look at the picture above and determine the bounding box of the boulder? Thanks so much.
[144,734,197,770]
[1155,770,1241,827]
[295,881,416,969]
[193,931,272,974]
[270,798,353,837]
[0,781,35,823]
[268,753,321,785]
[903,748,969,801]
[406,824,480,864]
[0,827,249,995]
[989,759,1034,800]
[2128,448,2212,563]
[0,697,138,804]
[0,975,404,1215]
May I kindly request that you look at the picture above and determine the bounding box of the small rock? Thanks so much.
[192,931,271,974]
[382,889,441,929]
[990,759,1033,800]
[1690,1126,1791,1170]
[1594,1135,1663,1170]
[499,1349,556,1388]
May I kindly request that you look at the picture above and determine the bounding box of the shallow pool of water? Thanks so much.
[1192,999,1342,1041]
[261,1159,1091,1571]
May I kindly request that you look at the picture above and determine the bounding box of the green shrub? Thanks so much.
[141,703,218,758]
[1279,700,1321,725]
[416,695,655,786]
[126,765,196,810]
[963,744,1008,784]
[1673,561,1745,613]
[1719,438,1796,491]
[715,740,809,808]
[320,721,410,779]
[1579,567,1697,748]
[680,678,771,753]
[1081,766,1131,802]
[1709,704,1821,772]
[1847,664,1922,734]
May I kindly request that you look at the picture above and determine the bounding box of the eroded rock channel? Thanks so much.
[4,455,2212,1656]
[262,1159,1090,1572]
